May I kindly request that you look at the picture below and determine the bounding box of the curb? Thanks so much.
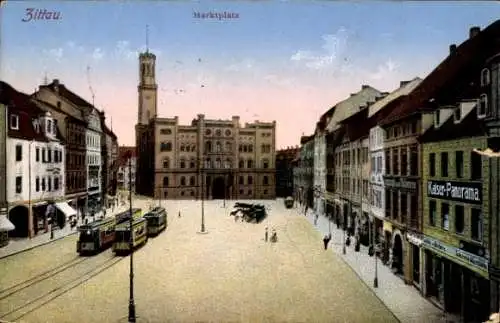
[0,231,78,260]
[303,212,402,323]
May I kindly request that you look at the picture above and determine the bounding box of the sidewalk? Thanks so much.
[300,206,447,323]
[0,204,130,259]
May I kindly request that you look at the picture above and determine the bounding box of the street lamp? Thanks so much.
[199,158,206,234]
[373,223,379,288]
[127,154,136,323]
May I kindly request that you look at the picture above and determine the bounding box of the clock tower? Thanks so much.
[137,50,157,125]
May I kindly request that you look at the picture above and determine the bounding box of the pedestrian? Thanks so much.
[265,227,268,242]
[323,233,332,250]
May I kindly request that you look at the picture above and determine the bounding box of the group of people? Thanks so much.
[264,227,278,243]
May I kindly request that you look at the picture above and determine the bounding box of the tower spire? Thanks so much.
[146,24,149,53]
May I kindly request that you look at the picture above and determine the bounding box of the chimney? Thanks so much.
[400,80,410,88]
[361,85,370,90]
[53,79,59,93]
[449,44,457,54]
[469,26,480,39]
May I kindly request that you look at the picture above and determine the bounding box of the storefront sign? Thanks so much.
[384,177,417,190]
[427,180,482,204]
[406,232,423,246]
[422,236,488,276]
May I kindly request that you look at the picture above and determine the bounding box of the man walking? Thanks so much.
[323,233,332,250]
[265,227,268,242]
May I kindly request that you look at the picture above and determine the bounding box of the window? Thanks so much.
[15,145,22,161]
[248,176,253,185]
[205,141,212,153]
[215,158,221,168]
[15,176,22,193]
[385,149,391,175]
[377,156,382,173]
[455,205,464,234]
[239,176,244,185]
[47,149,52,163]
[248,144,253,153]
[392,190,399,220]
[189,176,195,186]
[393,126,399,137]
[239,159,244,168]
[392,148,399,175]
[248,189,252,195]
[410,194,418,226]
[215,142,222,152]
[163,176,169,187]
[371,157,376,172]
[429,200,436,226]
[163,158,170,169]
[263,176,269,185]
[54,177,60,190]
[239,189,244,195]
[160,128,172,135]
[400,193,407,222]
[434,110,440,126]
[36,147,40,162]
[41,177,46,191]
[247,159,253,168]
[471,208,483,241]
[385,190,391,218]
[47,120,52,134]
[10,114,19,130]
[36,177,40,192]
[454,107,461,121]
[441,203,449,231]
[262,159,269,169]
[225,142,232,152]
[429,153,436,176]
[455,151,464,178]
[180,159,186,169]
[190,160,196,168]
[479,94,488,117]
[471,152,482,180]
[160,142,172,152]
[264,189,268,195]
[481,68,490,86]
[410,121,417,134]
[410,145,418,176]
[401,147,408,176]
[440,152,448,177]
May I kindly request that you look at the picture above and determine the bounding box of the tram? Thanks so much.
[112,217,148,254]
[76,216,116,255]
[144,207,167,237]
[115,208,143,225]
[284,196,294,209]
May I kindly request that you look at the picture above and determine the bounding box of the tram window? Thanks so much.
[116,231,130,242]
[79,230,95,242]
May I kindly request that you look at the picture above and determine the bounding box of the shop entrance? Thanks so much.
[392,234,403,275]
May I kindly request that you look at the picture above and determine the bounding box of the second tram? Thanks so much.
[112,217,148,254]
[144,207,167,237]
[77,217,116,255]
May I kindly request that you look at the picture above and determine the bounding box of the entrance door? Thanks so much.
[212,177,225,199]
[392,234,403,274]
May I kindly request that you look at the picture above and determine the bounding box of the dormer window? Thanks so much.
[10,114,19,130]
[46,119,52,134]
[481,68,490,86]
[454,106,461,122]
[478,94,488,118]
[434,110,441,127]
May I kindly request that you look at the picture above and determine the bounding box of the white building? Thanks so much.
[313,128,326,215]
[4,84,75,238]
[85,108,102,213]
[368,78,421,241]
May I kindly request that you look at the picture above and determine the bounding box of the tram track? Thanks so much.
[0,252,125,323]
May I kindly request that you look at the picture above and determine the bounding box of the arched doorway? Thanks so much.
[8,206,29,238]
[212,177,225,199]
[392,234,404,274]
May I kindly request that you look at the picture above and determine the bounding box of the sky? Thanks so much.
[1,2,499,149]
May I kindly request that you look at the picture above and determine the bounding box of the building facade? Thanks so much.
[294,135,314,208]
[118,146,136,192]
[85,108,102,212]
[276,146,299,198]
[34,80,89,215]
[313,125,326,216]
[420,104,490,322]
[1,82,71,239]
[103,125,119,207]
[135,49,276,200]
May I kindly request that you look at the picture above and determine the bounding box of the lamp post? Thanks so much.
[127,154,136,323]
[199,158,206,233]
[374,222,379,288]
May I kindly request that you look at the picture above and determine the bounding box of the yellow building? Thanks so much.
[135,50,276,200]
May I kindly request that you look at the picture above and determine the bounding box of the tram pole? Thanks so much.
[127,155,136,323]
[201,166,206,233]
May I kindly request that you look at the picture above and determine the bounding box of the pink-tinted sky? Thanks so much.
[2,2,499,148]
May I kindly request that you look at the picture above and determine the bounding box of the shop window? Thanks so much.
[429,200,436,226]
[440,152,448,177]
[441,203,449,231]
[401,147,408,176]
[392,148,399,175]
[429,153,436,177]
[471,208,483,241]
[455,151,464,178]
[454,205,464,234]
[471,152,482,180]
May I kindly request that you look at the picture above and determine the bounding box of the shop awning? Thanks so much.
[55,202,77,218]
[0,214,15,232]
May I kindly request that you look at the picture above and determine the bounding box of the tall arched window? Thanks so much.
[189,176,195,186]
[216,141,222,152]
[248,144,253,153]
[243,145,248,153]
[225,158,232,169]
[180,158,186,169]
[180,176,186,186]
[163,158,170,169]
[247,159,253,168]
[215,158,222,168]
[481,68,490,86]
[163,176,169,187]
[190,159,196,168]
[225,142,232,152]
[263,176,269,185]
[205,158,211,168]
[247,176,253,184]
[239,159,244,168]
[262,158,269,169]
[205,141,212,153]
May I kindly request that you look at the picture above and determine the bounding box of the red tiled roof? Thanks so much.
[381,20,500,126]
[1,81,48,142]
